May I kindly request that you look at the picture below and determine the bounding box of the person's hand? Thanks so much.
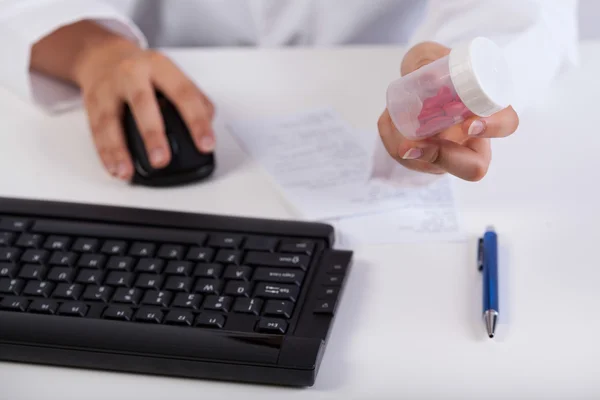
[74,36,215,180]
[377,42,519,181]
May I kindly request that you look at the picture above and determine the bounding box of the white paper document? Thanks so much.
[227,108,462,244]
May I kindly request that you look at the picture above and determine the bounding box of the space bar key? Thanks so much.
[244,252,309,270]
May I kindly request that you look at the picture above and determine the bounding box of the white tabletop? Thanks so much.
[2,41,600,400]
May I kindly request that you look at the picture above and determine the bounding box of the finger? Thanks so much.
[463,106,519,139]
[400,137,491,181]
[150,54,215,153]
[401,41,450,75]
[120,63,171,168]
[83,88,134,180]
[378,109,445,174]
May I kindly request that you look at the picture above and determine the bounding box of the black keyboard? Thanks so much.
[0,197,352,387]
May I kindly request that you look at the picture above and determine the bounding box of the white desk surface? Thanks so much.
[1,41,600,400]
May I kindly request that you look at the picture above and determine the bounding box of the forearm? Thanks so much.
[30,20,138,86]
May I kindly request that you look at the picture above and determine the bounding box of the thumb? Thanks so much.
[400,41,451,76]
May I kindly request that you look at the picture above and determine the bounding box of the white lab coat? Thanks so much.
[0,0,580,114]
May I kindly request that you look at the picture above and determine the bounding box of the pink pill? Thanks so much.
[416,116,456,137]
[418,107,444,123]
[443,101,468,117]
[422,97,439,110]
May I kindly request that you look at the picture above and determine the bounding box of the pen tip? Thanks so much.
[488,334,494,338]
[485,225,495,232]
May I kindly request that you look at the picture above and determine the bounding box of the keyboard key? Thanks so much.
[157,244,184,260]
[224,281,251,297]
[193,279,221,295]
[18,264,46,280]
[57,302,88,317]
[279,239,315,255]
[164,310,194,326]
[43,235,71,251]
[49,251,77,266]
[28,299,58,314]
[193,263,222,278]
[254,283,299,302]
[83,285,113,302]
[23,281,54,297]
[52,283,83,300]
[215,249,241,265]
[105,271,134,287]
[141,290,173,307]
[77,254,106,268]
[0,218,30,232]
[103,306,133,321]
[208,234,243,249]
[0,263,17,278]
[135,258,164,273]
[223,265,252,281]
[233,298,262,315]
[47,267,75,283]
[20,249,49,264]
[252,268,304,285]
[16,233,43,248]
[134,307,163,323]
[165,261,193,276]
[0,278,23,295]
[195,313,225,328]
[317,287,339,299]
[76,269,104,285]
[245,252,309,270]
[0,232,15,246]
[203,295,232,312]
[256,317,288,334]
[112,287,142,305]
[129,242,155,257]
[243,236,278,252]
[106,256,134,271]
[313,300,335,314]
[0,247,20,262]
[135,274,163,290]
[164,276,192,292]
[326,262,347,275]
[324,275,343,286]
[0,296,29,312]
[101,240,127,255]
[171,293,202,309]
[185,247,214,262]
[71,238,99,253]
[262,300,294,318]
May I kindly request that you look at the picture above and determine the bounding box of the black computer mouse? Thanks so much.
[122,91,215,187]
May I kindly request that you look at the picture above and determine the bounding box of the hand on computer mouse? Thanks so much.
[70,23,215,180]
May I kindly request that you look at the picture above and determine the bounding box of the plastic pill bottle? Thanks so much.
[386,37,513,140]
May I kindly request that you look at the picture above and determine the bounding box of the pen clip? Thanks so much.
[477,238,484,271]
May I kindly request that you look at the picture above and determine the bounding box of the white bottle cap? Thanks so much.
[449,37,513,117]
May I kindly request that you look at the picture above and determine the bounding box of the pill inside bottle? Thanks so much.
[386,37,513,140]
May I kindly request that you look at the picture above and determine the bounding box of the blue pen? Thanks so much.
[478,226,498,339]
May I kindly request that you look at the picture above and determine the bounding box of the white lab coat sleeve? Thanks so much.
[0,0,147,113]
[407,0,579,115]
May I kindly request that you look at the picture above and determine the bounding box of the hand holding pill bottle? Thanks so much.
[386,37,513,140]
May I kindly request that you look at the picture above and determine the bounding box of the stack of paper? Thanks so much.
[227,108,462,247]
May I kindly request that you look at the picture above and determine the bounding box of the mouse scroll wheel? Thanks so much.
[168,136,179,155]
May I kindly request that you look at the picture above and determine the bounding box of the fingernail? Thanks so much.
[402,148,423,160]
[468,120,486,136]
[150,148,166,165]
[117,162,129,179]
[200,136,215,152]
[107,164,118,176]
